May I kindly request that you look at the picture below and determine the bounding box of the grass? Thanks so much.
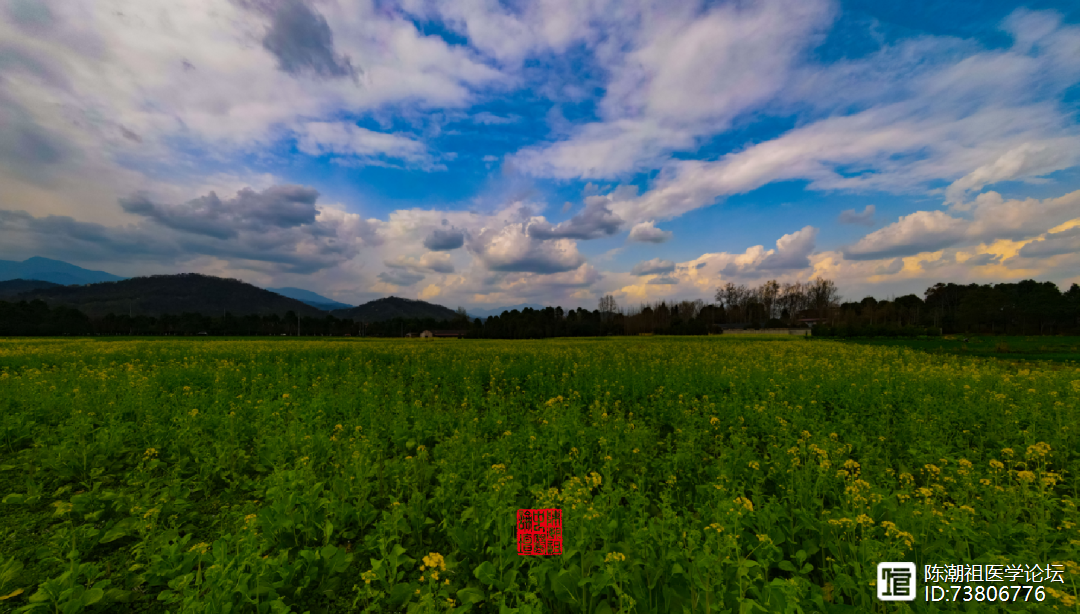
[0,336,1077,613]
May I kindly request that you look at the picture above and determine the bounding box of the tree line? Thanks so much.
[2,277,1078,338]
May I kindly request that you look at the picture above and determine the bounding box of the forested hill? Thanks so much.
[331,296,459,322]
[9,273,327,318]
[0,279,63,298]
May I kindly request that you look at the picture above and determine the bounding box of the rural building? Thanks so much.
[420,330,466,338]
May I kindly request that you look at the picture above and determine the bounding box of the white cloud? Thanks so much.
[468,222,585,274]
[295,122,436,168]
[627,220,672,243]
[945,139,1080,205]
[510,0,833,178]
[844,210,968,261]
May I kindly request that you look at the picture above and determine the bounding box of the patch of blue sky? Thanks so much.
[824,0,1079,57]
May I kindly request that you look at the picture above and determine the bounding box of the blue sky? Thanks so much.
[1,0,1080,310]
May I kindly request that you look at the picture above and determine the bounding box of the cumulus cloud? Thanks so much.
[120,185,320,239]
[377,270,424,286]
[246,0,360,81]
[386,252,456,274]
[423,227,466,251]
[647,275,678,285]
[631,258,675,276]
[468,223,584,273]
[845,190,1080,261]
[627,221,672,243]
[873,258,903,275]
[963,253,1002,266]
[844,211,968,261]
[528,197,623,240]
[758,226,818,270]
[1017,226,1080,258]
[839,205,876,226]
[3,185,381,274]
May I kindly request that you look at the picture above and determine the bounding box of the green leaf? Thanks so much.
[82,587,104,606]
[473,561,497,587]
[778,560,797,572]
[455,587,485,605]
[2,494,24,505]
[100,518,138,544]
[594,599,613,614]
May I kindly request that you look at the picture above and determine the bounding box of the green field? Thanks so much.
[0,337,1077,613]
[838,335,1080,365]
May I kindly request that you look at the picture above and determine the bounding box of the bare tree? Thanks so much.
[598,295,619,322]
[759,279,780,321]
[809,277,841,319]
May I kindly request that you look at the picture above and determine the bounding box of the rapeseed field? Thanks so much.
[0,337,1076,613]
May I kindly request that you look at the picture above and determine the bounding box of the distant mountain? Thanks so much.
[468,303,548,319]
[0,257,125,285]
[10,273,327,318]
[331,296,460,322]
[0,279,64,298]
[267,286,353,311]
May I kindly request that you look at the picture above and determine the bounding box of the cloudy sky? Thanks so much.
[2,0,1080,310]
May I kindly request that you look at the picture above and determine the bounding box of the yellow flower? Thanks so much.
[604,552,626,563]
[422,552,446,571]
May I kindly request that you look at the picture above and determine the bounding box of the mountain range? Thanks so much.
[8,274,327,319]
[467,303,547,319]
[265,286,353,311]
[330,296,460,322]
[0,257,126,285]
[0,257,544,322]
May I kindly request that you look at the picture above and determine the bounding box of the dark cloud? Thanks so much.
[378,270,424,286]
[630,258,675,276]
[838,204,876,226]
[423,259,455,274]
[423,227,465,251]
[0,98,73,186]
[647,275,678,285]
[1,184,380,274]
[528,197,623,240]
[119,126,142,143]
[872,258,903,275]
[121,185,320,239]
[963,253,1002,266]
[181,59,196,71]
[1017,227,1080,258]
[919,253,955,270]
[252,0,360,81]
